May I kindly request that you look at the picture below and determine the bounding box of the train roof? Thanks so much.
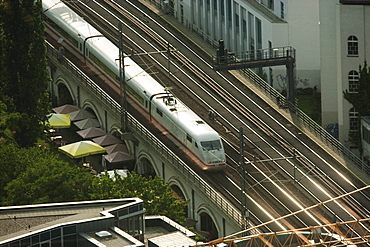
[43,0,101,39]
[152,95,220,140]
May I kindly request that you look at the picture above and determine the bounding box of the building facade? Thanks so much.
[320,0,370,148]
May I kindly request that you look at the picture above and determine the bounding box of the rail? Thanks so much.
[240,68,370,175]
[46,42,246,229]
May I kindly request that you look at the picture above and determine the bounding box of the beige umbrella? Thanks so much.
[69,109,96,121]
[52,104,80,114]
[74,118,100,129]
[77,127,106,139]
[104,151,134,163]
[58,140,106,158]
[105,143,129,154]
[93,134,122,147]
[47,113,71,128]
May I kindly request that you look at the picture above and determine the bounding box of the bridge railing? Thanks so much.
[213,46,296,65]
[46,42,248,229]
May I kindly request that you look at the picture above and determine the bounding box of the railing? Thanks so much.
[240,68,370,175]
[46,42,247,229]
[213,46,296,65]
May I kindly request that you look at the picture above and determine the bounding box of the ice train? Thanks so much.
[43,0,226,171]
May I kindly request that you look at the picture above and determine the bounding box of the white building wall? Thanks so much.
[320,0,340,139]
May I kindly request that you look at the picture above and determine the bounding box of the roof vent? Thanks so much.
[95,230,112,240]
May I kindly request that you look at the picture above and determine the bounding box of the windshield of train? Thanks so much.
[201,140,222,151]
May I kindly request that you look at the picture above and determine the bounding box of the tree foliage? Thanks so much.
[90,172,188,223]
[1,147,94,206]
[0,0,50,147]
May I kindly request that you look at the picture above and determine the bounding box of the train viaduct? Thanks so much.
[46,42,245,239]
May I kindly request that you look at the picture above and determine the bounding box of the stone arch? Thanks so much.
[55,77,75,106]
[80,100,102,126]
[167,177,190,218]
[197,205,220,241]
[167,177,190,203]
[136,151,158,178]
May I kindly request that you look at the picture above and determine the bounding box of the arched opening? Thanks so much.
[137,157,156,178]
[170,185,188,218]
[57,83,73,106]
[199,212,218,241]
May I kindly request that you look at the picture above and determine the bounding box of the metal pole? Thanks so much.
[167,42,170,78]
[239,127,246,231]
[119,22,127,132]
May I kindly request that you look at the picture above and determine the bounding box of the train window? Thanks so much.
[195,142,198,148]
[201,140,222,151]
[145,101,148,108]
[186,134,192,143]
[79,43,82,51]
[156,108,163,117]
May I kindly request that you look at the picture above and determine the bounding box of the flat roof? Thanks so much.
[0,199,142,243]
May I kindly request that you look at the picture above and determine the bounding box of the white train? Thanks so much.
[43,0,226,171]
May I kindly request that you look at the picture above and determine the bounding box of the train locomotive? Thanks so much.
[43,0,226,171]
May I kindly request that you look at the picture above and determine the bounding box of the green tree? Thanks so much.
[0,0,50,147]
[90,172,188,223]
[2,149,94,206]
[344,61,370,150]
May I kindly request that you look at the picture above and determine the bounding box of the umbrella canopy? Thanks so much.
[52,104,80,114]
[100,169,128,180]
[58,140,106,158]
[105,143,129,154]
[69,109,96,121]
[104,151,134,163]
[93,134,122,146]
[77,127,106,139]
[47,113,71,128]
[74,118,101,129]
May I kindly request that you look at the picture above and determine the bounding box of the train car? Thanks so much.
[43,0,226,171]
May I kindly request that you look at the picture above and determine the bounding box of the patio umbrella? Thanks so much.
[47,113,71,128]
[104,151,134,163]
[100,169,128,180]
[105,143,129,154]
[93,134,122,146]
[74,118,100,129]
[77,127,106,139]
[69,109,96,121]
[58,140,106,158]
[52,104,80,114]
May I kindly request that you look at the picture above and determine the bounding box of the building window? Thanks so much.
[348,70,359,93]
[348,35,358,56]
[280,1,284,19]
[349,108,359,131]
[268,0,274,10]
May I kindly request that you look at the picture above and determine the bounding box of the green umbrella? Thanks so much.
[58,140,106,158]
[47,113,71,128]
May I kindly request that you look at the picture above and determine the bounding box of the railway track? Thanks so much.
[62,0,370,240]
